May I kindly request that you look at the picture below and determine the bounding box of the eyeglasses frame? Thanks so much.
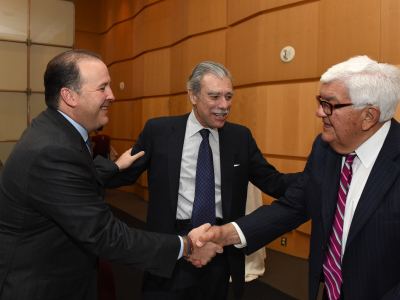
[316,95,354,116]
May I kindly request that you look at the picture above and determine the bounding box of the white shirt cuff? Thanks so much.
[231,222,247,248]
[178,236,183,259]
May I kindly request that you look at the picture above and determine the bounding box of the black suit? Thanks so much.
[0,108,180,300]
[105,113,299,299]
[237,119,400,300]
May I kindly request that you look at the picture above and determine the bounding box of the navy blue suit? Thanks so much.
[237,119,400,300]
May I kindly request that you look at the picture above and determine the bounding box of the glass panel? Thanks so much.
[31,0,74,46]
[30,93,46,122]
[0,92,27,140]
[0,41,27,90]
[0,142,17,164]
[0,0,28,41]
[30,45,69,92]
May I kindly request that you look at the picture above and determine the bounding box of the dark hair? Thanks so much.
[44,49,102,109]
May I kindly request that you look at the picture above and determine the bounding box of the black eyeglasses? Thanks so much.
[316,95,354,116]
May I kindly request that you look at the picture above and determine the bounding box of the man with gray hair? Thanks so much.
[198,56,400,300]
[106,61,299,299]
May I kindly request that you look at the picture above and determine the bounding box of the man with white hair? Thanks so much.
[197,56,400,300]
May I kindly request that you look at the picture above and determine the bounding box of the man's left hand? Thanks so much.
[115,149,144,171]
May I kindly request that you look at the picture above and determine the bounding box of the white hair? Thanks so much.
[320,56,400,122]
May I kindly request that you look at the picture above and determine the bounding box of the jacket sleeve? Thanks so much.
[27,143,179,278]
[236,135,317,255]
[247,129,301,199]
[101,119,153,189]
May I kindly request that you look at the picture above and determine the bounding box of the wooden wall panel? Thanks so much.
[169,94,193,117]
[110,19,134,62]
[100,27,114,66]
[101,0,162,33]
[142,97,170,123]
[143,49,171,96]
[107,101,134,139]
[109,57,145,100]
[170,30,227,94]
[227,0,309,25]
[143,1,173,51]
[229,82,318,158]
[75,32,101,54]
[267,229,310,259]
[75,0,102,33]
[317,0,381,75]
[187,0,227,36]
[227,2,319,86]
[381,0,400,64]
[132,100,143,140]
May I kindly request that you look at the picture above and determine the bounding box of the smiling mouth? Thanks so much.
[101,106,108,110]
[213,113,227,117]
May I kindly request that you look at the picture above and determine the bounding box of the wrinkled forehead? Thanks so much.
[319,81,350,102]
[200,74,233,92]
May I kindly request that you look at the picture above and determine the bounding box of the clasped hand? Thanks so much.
[187,223,236,268]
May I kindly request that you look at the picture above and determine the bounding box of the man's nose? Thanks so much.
[107,88,115,101]
[316,104,327,118]
[218,97,229,109]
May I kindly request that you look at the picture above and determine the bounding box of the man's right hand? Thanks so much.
[185,224,223,267]
[197,223,241,248]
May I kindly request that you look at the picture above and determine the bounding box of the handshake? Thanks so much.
[182,223,240,267]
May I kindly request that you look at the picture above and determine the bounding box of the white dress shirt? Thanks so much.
[233,120,391,251]
[341,119,390,258]
[176,110,223,220]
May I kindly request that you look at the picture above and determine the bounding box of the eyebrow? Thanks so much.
[320,95,337,102]
[207,91,234,95]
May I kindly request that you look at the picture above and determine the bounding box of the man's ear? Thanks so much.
[188,89,197,106]
[60,88,77,108]
[362,106,380,131]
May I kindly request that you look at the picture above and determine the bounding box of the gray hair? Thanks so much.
[187,61,233,96]
[320,55,400,122]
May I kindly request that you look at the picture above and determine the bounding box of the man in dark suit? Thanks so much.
[0,50,221,300]
[105,61,299,299]
[198,56,400,300]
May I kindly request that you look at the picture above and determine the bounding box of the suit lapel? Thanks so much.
[345,120,400,251]
[168,114,189,211]
[322,146,343,244]
[44,108,103,186]
[219,123,234,223]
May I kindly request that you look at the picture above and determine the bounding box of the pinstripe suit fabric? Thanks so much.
[236,119,400,300]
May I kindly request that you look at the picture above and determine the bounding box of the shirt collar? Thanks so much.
[57,110,89,142]
[355,120,391,168]
[187,109,219,142]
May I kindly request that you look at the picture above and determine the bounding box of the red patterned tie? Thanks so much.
[323,152,356,300]
[191,129,215,228]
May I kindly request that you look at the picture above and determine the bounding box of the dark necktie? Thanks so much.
[323,152,356,300]
[86,138,93,157]
[191,129,215,228]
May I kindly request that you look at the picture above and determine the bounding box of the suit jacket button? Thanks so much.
[322,246,325,250]
[314,274,318,281]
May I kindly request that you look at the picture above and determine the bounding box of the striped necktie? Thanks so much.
[323,152,356,300]
[191,129,215,228]
[86,138,93,157]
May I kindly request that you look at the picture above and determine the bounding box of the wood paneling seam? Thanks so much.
[100,0,168,35]
[106,27,227,68]
[228,0,320,28]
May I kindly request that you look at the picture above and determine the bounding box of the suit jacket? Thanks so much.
[237,118,400,300]
[105,114,299,295]
[0,108,180,300]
